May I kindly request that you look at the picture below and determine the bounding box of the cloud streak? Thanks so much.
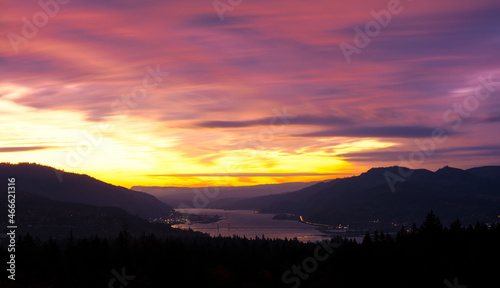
[196,115,354,128]
[296,126,454,138]
[0,146,53,153]
[337,145,500,163]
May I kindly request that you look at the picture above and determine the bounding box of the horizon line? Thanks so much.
[146,172,354,177]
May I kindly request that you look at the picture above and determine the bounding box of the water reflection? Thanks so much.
[173,208,330,243]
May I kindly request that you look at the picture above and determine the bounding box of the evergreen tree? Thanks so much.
[420,210,443,235]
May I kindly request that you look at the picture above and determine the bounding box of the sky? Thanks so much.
[1,0,500,188]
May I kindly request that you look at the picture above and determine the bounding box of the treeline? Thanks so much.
[1,211,499,288]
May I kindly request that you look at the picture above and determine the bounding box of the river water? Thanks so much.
[173,208,331,243]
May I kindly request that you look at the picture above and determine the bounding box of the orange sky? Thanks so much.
[1,0,500,187]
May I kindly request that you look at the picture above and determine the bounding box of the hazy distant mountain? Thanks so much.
[218,166,500,230]
[0,163,174,218]
[132,182,318,208]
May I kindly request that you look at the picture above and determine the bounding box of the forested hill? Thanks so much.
[0,163,174,219]
[217,166,500,229]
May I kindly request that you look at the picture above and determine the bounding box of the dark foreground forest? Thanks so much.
[1,212,499,288]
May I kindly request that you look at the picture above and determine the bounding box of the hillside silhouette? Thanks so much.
[212,166,500,230]
[0,190,199,240]
[0,163,174,219]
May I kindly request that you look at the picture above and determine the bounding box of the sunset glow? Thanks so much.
[2,0,500,187]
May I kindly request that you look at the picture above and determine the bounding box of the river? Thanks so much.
[172,208,332,243]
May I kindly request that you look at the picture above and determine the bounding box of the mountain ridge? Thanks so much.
[211,165,500,230]
[0,190,197,240]
[0,162,174,219]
